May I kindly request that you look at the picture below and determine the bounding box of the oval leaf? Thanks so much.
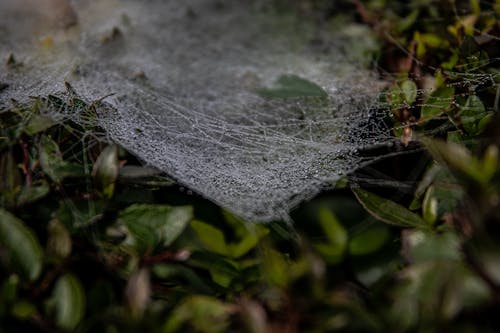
[460,94,486,134]
[52,274,86,331]
[164,296,232,333]
[191,220,228,256]
[258,75,327,99]
[17,180,50,206]
[352,188,427,228]
[39,135,64,183]
[313,208,347,263]
[420,86,454,121]
[120,204,193,254]
[401,80,417,104]
[349,225,390,256]
[92,145,119,198]
[0,209,43,281]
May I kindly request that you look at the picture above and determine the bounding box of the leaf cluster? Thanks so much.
[1,1,500,332]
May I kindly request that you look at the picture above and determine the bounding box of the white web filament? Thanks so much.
[0,0,395,221]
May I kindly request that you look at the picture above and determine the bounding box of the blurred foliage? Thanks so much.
[1,0,500,332]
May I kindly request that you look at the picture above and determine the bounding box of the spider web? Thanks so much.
[1,0,401,221]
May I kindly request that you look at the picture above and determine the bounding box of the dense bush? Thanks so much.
[0,0,499,332]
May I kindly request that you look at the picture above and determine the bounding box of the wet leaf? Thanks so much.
[55,200,104,230]
[39,136,84,182]
[0,209,43,281]
[52,274,86,331]
[420,86,454,121]
[120,204,193,254]
[24,114,55,135]
[39,135,64,182]
[460,94,486,134]
[352,188,427,228]
[400,80,417,104]
[92,145,119,198]
[258,75,327,98]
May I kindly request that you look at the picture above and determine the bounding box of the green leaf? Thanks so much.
[422,138,488,184]
[420,86,454,121]
[118,165,175,187]
[482,145,499,180]
[52,274,86,331]
[400,80,417,104]
[348,225,390,256]
[261,246,289,288]
[228,230,267,259]
[152,263,213,294]
[422,182,463,225]
[24,114,55,135]
[460,94,486,134]
[208,259,240,288]
[55,200,104,230]
[122,222,156,255]
[191,220,228,256]
[46,219,72,260]
[446,130,463,143]
[397,9,419,32]
[164,296,232,333]
[120,204,193,254]
[410,162,442,211]
[258,75,327,99]
[0,151,22,207]
[388,84,404,107]
[39,135,64,182]
[477,113,493,134]
[352,188,427,228]
[17,180,50,206]
[403,230,461,263]
[313,208,347,263]
[1,275,19,303]
[0,209,43,281]
[39,136,84,182]
[422,186,438,225]
[92,145,119,198]
[419,33,446,48]
[391,261,489,328]
[11,300,37,320]
[222,211,269,258]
